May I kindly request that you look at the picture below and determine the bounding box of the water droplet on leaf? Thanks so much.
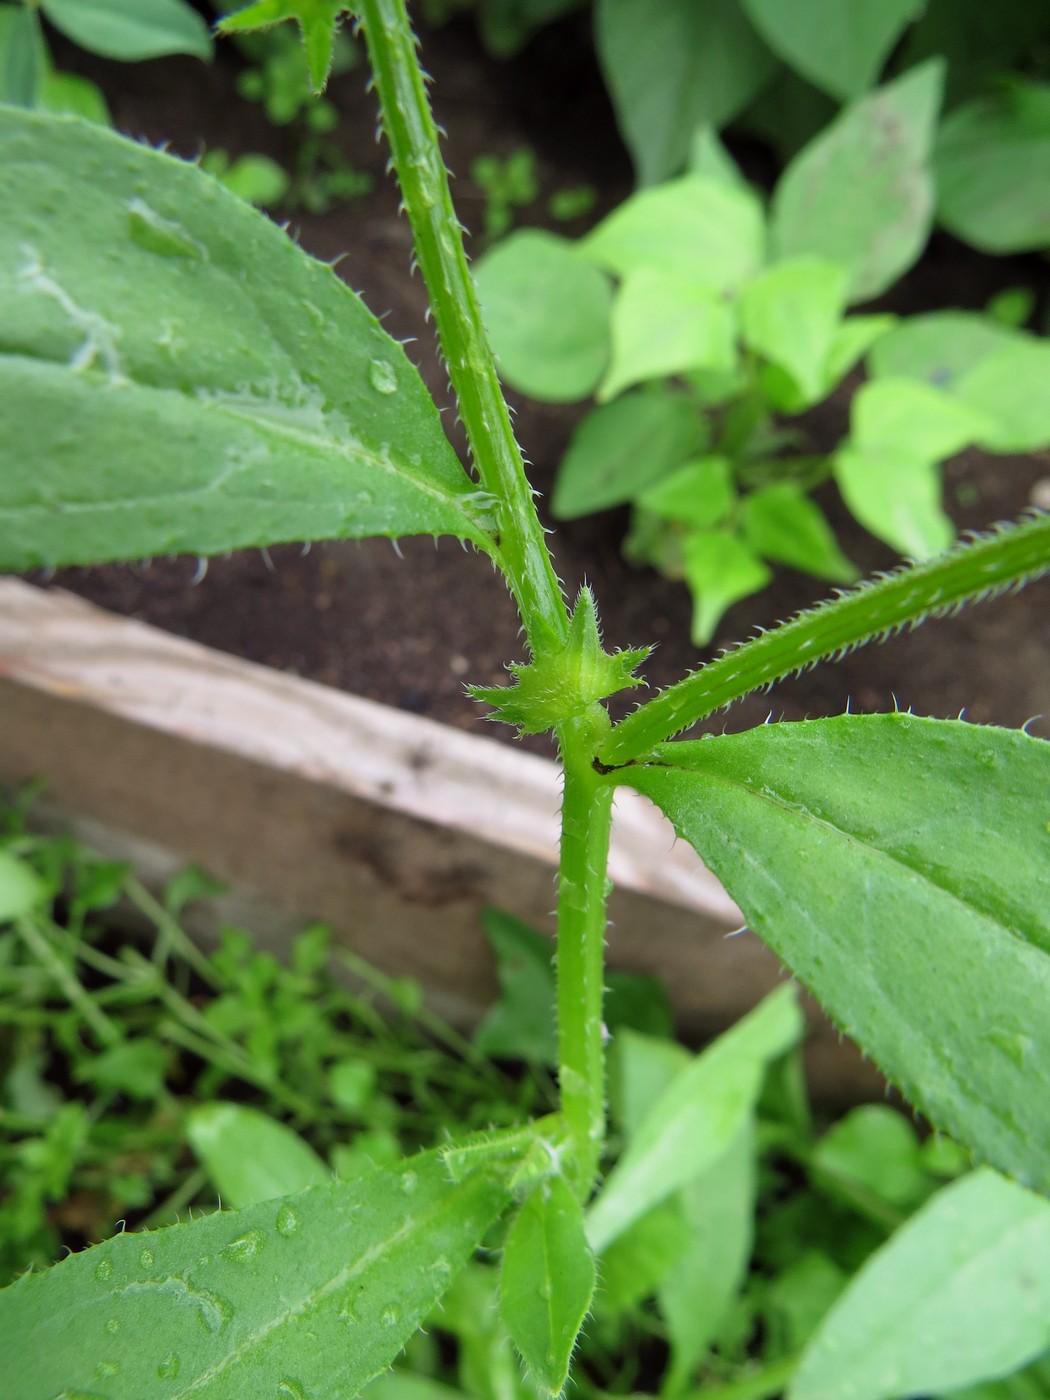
[127,199,206,262]
[277,1381,309,1400]
[157,1353,181,1381]
[381,1305,400,1327]
[368,358,398,394]
[275,1203,302,1237]
[104,1318,119,1336]
[139,1248,155,1270]
[94,1259,113,1282]
[221,1228,265,1264]
[400,1170,418,1195]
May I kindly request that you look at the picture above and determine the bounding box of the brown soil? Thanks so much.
[41,14,1050,752]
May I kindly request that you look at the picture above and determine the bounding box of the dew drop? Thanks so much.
[127,199,207,262]
[95,1359,121,1379]
[381,1305,400,1327]
[399,1170,418,1195]
[221,1228,265,1264]
[139,1248,155,1270]
[368,358,398,394]
[277,1380,309,1400]
[157,1353,181,1381]
[275,1203,302,1238]
[94,1259,113,1282]
[104,1317,120,1336]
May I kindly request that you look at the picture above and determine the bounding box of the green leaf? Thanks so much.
[659,1120,756,1393]
[609,1029,690,1139]
[682,529,773,645]
[581,173,765,288]
[595,0,777,185]
[218,0,351,91]
[0,849,46,921]
[867,310,1021,391]
[39,70,112,124]
[771,61,944,303]
[741,0,922,102]
[622,715,1050,1192]
[474,909,557,1067]
[41,0,212,61]
[822,313,896,387]
[739,256,850,402]
[186,1102,330,1207]
[688,124,749,189]
[850,378,992,464]
[740,482,857,582]
[473,230,611,404]
[1,3,40,106]
[0,110,491,569]
[0,1148,510,1398]
[953,339,1050,452]
[935,80,1050,254]
[638,455,736,529]
[791,1170,1050,1400]
[75,1038,169,1101]
[595,1198,685,1315]
[500,1177,595,1396]
[813,1105,928,1211]
[600,269,737,400]
[552,389,707,518]
[585,984,802,1252]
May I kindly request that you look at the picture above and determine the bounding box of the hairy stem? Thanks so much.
[555,720,615,1198]
[357,0,569,657]
[600,510,1050,766]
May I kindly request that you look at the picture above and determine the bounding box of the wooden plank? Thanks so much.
[0,579,883,1098]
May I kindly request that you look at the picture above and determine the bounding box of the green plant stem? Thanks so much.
[15,915,120,1047]
[601,509,1050,765]
[555,721,615,1198]
[357,0,569,658]
[684,1354,799,1400]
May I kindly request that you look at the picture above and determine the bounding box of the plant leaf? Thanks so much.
[595,0,777,185]
[0,1148,511,1398]
[585,984,801,1252]
[218,0,351,91]
[581,173,765,288]
[739,256,850,403]
[771,61,943,302]
[622,715,1050,1192]
[600,269,738,400]
[834,448,952,559]
[867,310,1021,390]
[552,389,707,518]
[638,455,736,530]
[0,849,46,921]
[791,1169,1050,1400]
[186,1102,331,1207]
[1,3,40,105]
[0,109,491,570]
[953,339,1050,453]
[474,909,558,1067]
[473,230,612,403]
[41,0,212,61]
[500,1176,595,1396]
[740,482,857,582]
[741,0,922,102]
[682,529,773,645]
[935,80,1050,254]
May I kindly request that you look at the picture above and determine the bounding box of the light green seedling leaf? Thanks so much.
[936,80,1050,254]
[813,1105,927,1211]
[0,1147,511,1398]
[740,482,857,582]
[595,0,777,185]
[473,230,612,404]
[771,61,944,302]
[851,377,992,467]
[840,445,952,559]
[39,70,112,124]
[660,1120,756,1393]
[683,529,773,645]
[822,313,897,387]
[953,339,1050,452]
[218,0,351,91]
[500,1177,595,1396]
[41,0,212,61]
[596,1198,685,1314]
[0,848,46,921]
[581,173,765,287]
[2,3,40,106]
[623,715,1050,1193]
[600,268,737,400]
[867,311,1021,390]
[553,389,707,518]
[609,1028,690,1139]
[689,124,749,189]
[585,984,801,1252]
[638,455,736,529]
[741,0,922,102]
[474,908,557,1067]
[186,1102,330,1207]
[739,257,850,403]
[791,1169,1050,1400]
[0,110,491,569]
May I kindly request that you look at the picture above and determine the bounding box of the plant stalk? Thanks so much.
[555,720,615,1198]
[357,0,569,658]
